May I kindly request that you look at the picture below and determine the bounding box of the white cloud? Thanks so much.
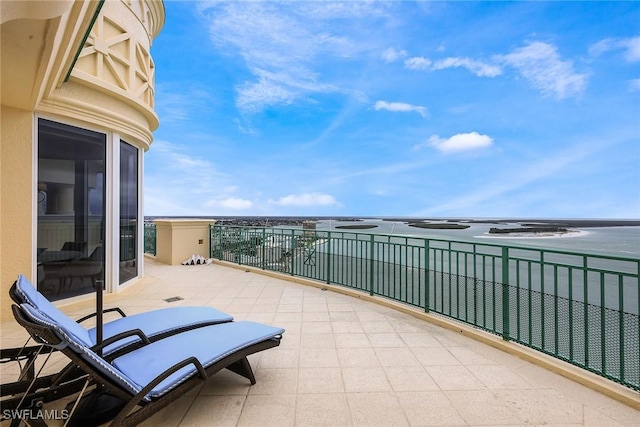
[271,193,339,207]
[404,56,500,77]
[589,39,614,57]
[630,79,640,92]
[236,78,297,113]
[148,140,225,193]
[155,85,217,124]
[404,56,432,70]
[144,140,234,215]
[404,42,585,96]
[381,47,407,63]
[624,36,640,62]
[432,57,502,77]
[213,197,253,210]
[417,132,494,154]
[198,1,389,114]
[497,41,587,99]
[374,100,427,117]
[589,36,640,62]
[297,1,391,20]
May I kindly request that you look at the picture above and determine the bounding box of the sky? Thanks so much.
[145,1,640,219]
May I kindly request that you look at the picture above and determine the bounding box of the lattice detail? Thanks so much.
[74,14,154,109]
[134,43,154,107]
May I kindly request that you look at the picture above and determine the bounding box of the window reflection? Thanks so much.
[37,119,105,300]
[119,141,138,284]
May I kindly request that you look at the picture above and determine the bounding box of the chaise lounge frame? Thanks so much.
[11,303,283,426]
[1,275,234,419]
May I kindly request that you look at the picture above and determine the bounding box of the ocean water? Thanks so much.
[308,219,639,315]
[316,219,640,258]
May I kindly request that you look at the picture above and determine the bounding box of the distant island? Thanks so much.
[489,226,569,235]
[409,223,470,230]
[335,224,378,230]
[379,218,640,227]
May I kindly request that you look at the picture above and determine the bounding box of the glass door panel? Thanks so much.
[37,119,106,301]
[119,141,138,284]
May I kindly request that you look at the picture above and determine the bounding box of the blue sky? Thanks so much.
[145,1,640,219]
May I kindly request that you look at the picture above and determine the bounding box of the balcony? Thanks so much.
[2,257,639,425]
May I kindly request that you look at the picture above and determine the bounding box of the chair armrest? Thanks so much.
[113,356,208,424]
[77,307,127,324]
[138,356,207,398]
[91,329,151,356]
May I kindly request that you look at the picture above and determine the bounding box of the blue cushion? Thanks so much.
[15,275,92,346]
[19,303,142,396]
[16,274,235,354]
[20,302,284,402]
[113,321,285,399]
[87,307,234,353]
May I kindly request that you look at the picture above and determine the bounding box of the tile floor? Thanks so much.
[1,258,639,426]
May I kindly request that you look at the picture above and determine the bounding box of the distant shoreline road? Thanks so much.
[145,216,640,229]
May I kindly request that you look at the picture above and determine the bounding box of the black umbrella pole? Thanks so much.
[96,279,104,356]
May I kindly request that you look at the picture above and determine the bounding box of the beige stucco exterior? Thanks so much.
[0,0,165,322]
[154,219,215,265]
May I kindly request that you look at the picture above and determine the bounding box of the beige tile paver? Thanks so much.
[397,391,466,426]
[295,393,351,426]
[347,392,409,426]
[1,259,639,426]
[297,368,344,394]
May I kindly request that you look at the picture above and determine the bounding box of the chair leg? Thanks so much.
[225,357,256,385]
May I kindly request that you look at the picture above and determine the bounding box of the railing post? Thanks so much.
[291,229,295,276]
[209,224,213,259]
[369,234,375,296]
[502,246,510,341]
[218,226,223,260]
[583,255,589,366]
[424,239,430,313]
[326,231,331,284]
[237,228,243,266]
[261,228,266,270]
[618,275,625,384]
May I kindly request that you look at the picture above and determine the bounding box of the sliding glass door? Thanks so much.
[37,119,106,300]
[119,141,138,284]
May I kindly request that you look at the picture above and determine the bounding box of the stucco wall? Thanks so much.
[154,220,214,265]
[0,106,34,322]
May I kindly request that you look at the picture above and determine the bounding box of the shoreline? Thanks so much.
[147,216,640,229]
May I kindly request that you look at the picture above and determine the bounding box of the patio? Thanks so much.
[2,258,639,426]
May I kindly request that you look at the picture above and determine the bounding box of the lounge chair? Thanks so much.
[12,301,284,426]
[10,274,234,353]
[1,275,234,419]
